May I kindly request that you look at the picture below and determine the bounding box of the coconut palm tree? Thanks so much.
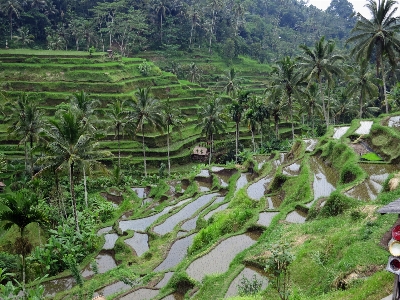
[153,0,170,44]
[270,56,305,140]
[0,189,47,298]
[127,87,163,177]
[346,0,400,114]
[37,107,106,233]
[346,59,379,118]
[0,0,22,39]
[196,96,227,165]
[222,68,242,96]
[106,100,129,170]
[161,98,184,176]
[265,87,285,139]
[229,99,244,163]
[6,93,44,177]
[298,36,345,127]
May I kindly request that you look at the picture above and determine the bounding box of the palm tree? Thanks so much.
[37,108,102,233]
[13,26,35,45]
[222,68,242,96]
[347,0,400,114]
[298,36,345,127]
[228,98,244,163]
[69,90,99,130]
[0,0,22,39]
[187,4,201,48]
[127,87,163,177]
[0,189,47,298]
[347,59,379,118]
[161,98,184,176]
[196,96,227,165]
[271,56,305,140]
[106,100,129,170]
[331,88,358,124]
[6,93,44,177]
[153,0,170,44]
[244,96,261,152]
[265,87,285,139]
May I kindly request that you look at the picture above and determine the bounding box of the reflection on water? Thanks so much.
[94,281,132,298]
[257,212,279,227]
[132,187,147,199]
[153,193,219,235]
[186,233,257,282]
[236,173,251,192]
[247,176,273,200]
[204,203,229,221]
[225,266,268,298]
[154,234,195,272]
[304,139,318,152]
[333,126,349,139]
[306,156,338,207]
[155,272,175,288]
[42,276,75,297]
[119,288,159,300]
[285,210,307,223]
[125,232,149,256]
[119,199,191,232]
[282,163,300,176]
[103,233,118,250]
[345,163,398,201]
[355,121,373,135]
[81,252,117,278]
[388,116,400,127]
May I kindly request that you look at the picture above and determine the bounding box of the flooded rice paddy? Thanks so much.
[124,232,149,256]
[155,271,174,288]
[333,126,350,139]
[154,234,195,272]
[186,233,257,282]
[285,210,307,223]
[345,163,398,201]
[94,281,131,298]
[355,121,373,135]
[204,203,229,221]
[282,162,301,176]
[119,288,159,300]
[103,233,118,250]
[81,252,117,278]
[153,193,219,235]
[247,176,273,200]
[225,266,268,298]
[257,212,279,227]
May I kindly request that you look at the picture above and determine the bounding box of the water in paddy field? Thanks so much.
[124,232,149,256]
[186,233,257,282]
[153,193,219,235]
[282,162,301,176]
[304,139,318,152]
[132,187,148,198]
[247,175,273,200]
[119,288,159,300]
[333,126,350,139]
[257,212,279,227]
[103,233,118,250]
[81,252,117,278]
[154,234,195,272]
[225,266,268,298]
[42,276,75,297]
[345,163,399,201]
[355,121,373,135]
[235,173,251,192]
[93,281,132,298]
[119,198,191,232]
[204,203,229,221]
[388,116,400,127]
[306,156,338,207]
[285,209,307,223]
[155,272,175,288]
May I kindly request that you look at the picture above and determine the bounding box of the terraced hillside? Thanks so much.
[0,50,283,173]
[0,50,208,170]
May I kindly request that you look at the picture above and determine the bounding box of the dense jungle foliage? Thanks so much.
[0,0,356,61]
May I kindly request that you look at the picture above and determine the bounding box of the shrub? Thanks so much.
[168,272,195,294]
[238,274,263,296]
[319,192,357,217]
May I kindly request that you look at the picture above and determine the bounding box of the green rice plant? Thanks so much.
[361,152,383,161]
[318,192,358,217]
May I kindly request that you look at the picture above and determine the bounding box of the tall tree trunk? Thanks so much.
[189,23,194,48]
[289,95,294,140]
[359,93,363,119]
[235,121,239,163]
[69,162,80,233]
[382,58,388,113]
[160,14,163,44]
[24,141,28,174]
[30,135,34,178]
[117,126,121,170]
[319,75,328,128]
[167,124,171,176]
[83,167,88,208]
[142,127,147,177]
[208,133,213,165]
[251,129,255,152]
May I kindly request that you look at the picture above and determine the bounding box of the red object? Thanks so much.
[390,258,400,271]
[392,225,400,241]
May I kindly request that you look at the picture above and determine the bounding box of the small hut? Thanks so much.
[0,182,5,193]
[192,146,209,161]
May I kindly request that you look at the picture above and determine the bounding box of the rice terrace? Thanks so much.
[1,0,400,299]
